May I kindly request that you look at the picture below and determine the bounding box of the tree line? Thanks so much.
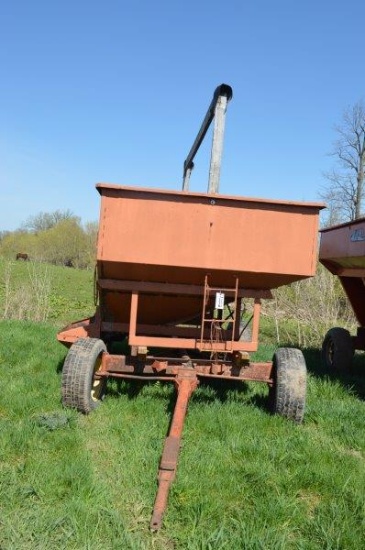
[0,211,98,269]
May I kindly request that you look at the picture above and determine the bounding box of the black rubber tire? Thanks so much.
[270,347,307,423]
[62,338,107,414]
[321,327,354,371]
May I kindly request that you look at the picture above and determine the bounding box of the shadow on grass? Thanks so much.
[56,358,65,374]
[106,375,274,422]
[302,347,365,401]
[107,379,149,400]
[108,376,251,402]
[195,377,250,402]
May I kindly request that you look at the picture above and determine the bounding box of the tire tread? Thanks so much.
[272,347,307,423]
[62,338,106,414]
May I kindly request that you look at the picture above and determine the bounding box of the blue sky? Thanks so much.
[1,0,364,231]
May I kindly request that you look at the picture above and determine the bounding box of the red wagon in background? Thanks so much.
[320,217,365,369]
[58,85,324,530]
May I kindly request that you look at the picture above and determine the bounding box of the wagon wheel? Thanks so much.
[269,347,307,423]
[321,327,354,371]
[62,338,107,414]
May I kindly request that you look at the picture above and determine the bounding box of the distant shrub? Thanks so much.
[0,215,97,269]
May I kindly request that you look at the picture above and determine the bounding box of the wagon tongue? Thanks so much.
[150,368,198,531]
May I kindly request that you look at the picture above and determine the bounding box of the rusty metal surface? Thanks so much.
[159,436,181,471]
[99,352,273,383]
[97,278,272,298]
[319,217,365,325]
[96,185,323,291]
[56,179,324,348]
[126,284,260,352]
[89,183,324,339]
[320,216,365,275]
[57,312,101,347]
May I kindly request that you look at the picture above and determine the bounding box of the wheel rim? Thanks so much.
[91,355,103,402]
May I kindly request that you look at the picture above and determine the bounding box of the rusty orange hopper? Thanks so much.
[320,217,365,370]
[58,84,324,530]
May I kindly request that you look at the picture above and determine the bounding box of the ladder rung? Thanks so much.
[202,318,234,323]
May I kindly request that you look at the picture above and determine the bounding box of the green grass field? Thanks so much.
[1,260,365,548]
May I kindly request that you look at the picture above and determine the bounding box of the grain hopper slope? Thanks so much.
[320,217,365,274]
[96,184,322,325]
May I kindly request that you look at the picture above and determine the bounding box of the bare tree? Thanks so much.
[320,100,365,226]
[21,209,79,233]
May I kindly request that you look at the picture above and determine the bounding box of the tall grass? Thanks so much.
[263,264,357,348]
[1,261,51,322]
[0,258,95,327]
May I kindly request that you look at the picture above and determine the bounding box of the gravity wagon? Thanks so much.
[58,84,324,529]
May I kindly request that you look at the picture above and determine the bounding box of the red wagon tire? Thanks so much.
[321,327,354,371]
[270,348,307,423]
[62,338,107,414]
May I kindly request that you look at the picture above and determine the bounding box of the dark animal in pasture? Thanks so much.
[64,259,74,268]
[16,253,29,261]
